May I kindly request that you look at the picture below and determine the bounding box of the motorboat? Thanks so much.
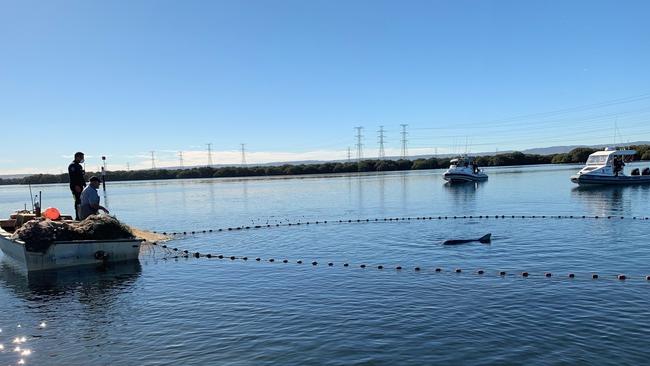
[0,211,142,271]
[570,148,650,185]
[443,156,488,183]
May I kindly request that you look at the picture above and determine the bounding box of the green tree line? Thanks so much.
[2,145,650,186]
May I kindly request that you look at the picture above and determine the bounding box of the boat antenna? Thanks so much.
[101,156,109,209]
[28,183,34,210]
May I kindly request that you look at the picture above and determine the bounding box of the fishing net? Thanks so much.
[11,215,134,252]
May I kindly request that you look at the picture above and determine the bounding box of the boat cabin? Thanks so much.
[578,148,637,175]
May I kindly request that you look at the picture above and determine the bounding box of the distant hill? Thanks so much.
[521,141,650,155]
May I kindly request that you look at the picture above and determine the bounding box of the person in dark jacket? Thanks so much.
[68,152,86,220]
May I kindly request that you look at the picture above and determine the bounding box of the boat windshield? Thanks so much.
[586,155,608,165]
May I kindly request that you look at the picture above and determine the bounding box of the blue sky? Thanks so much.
[1,0,650,174]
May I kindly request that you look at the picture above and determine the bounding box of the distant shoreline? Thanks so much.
[2,146,649,186]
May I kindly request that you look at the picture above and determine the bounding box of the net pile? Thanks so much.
[11,215,134,252]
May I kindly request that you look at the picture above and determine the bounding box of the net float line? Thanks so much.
[144,242,650,282]
[151,214,650,237]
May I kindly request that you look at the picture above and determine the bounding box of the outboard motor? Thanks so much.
[643,168,650,176]
[631,168,640,176]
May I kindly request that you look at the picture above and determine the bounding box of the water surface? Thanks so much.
[1,165,649,365]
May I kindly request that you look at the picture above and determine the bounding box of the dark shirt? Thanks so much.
[68,161,86,191]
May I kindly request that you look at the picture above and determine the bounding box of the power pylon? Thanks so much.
[355,126,364,170]
[347,147,351,162]
[179,151,184,168]
[150,151,156,169]
[378,126,386,159]
[241,144,247,166]
[400,124,408,159]
[206,143,213,167]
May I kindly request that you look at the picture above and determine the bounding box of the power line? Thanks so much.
[378,126,386,159]
[400,124,408,159]
[241,144,247,166]
[206,143,213,167]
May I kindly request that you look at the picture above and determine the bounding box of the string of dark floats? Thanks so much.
[152,214,650,237]
[145,242,650,282]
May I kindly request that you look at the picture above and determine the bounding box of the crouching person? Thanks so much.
[80,176,110,220]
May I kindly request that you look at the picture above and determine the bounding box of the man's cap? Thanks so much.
[74,152,84,157]
[89,176,101,182]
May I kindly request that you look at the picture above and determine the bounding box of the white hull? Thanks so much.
[443,171,488,183]
[0,228,142,271]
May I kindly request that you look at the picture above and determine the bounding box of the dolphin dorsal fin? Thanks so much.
[478,233,491,243]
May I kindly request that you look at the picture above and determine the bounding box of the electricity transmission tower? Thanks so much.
[400,124,408,159]
[241,144,247,166]
[347,147,351,162]
[355,126,364,170]
[206,143,213,167]
[150,151,156,169]
[378,126,386,159]
[179,151,184,168]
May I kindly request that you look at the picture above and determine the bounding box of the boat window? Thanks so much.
[586,155,607,165]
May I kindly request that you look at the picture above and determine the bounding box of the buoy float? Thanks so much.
[477,270,484,275]
[545,272,552,277]
[435,268,442,272]
[568,273,575,278]
[522,272,529,277]
[592,274,599,279]
[618,274,627,280]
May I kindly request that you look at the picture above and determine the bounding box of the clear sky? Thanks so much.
[1,0,650,174]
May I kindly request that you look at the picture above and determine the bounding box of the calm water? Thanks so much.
[1,165,650,365]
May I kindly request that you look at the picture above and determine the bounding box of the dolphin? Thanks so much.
[443,233,491,245]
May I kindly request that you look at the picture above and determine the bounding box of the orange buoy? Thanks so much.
[43,207,61,220]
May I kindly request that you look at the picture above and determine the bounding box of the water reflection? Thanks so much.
[0,260,142,304]
[571,185,629,216]
[444,182,479,209]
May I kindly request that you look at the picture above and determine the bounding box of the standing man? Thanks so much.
[68,151,86,220]
[79,176,110,220]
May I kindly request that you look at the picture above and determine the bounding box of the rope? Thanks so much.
[152,214,650,237]
[144,242,650,282]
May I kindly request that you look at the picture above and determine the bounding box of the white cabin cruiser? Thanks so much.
[443,156,488,183]
[570,148,650,185]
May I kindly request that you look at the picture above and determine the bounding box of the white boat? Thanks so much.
[570,148,650,185]
[0,217,142,272]
[443,156,488,183]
